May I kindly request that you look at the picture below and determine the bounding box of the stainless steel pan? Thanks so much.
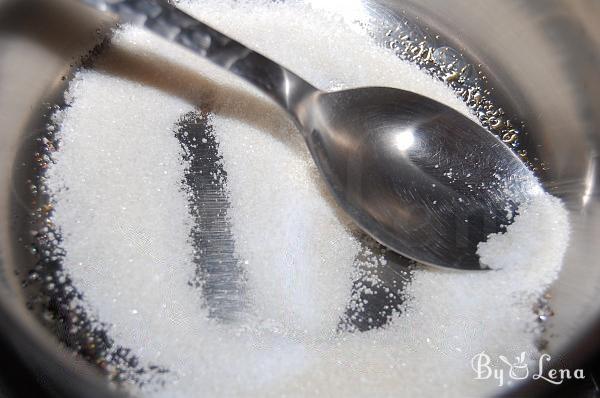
[0,0,598,396]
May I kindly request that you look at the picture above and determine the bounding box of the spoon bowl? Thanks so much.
[298,87,541,269]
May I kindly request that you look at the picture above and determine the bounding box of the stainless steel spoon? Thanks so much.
[81,0,540,270]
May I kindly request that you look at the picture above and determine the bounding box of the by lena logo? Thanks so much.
[471,351,585,387]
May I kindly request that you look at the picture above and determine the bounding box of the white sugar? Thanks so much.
[44,1,570,397]
[210,112,360,336]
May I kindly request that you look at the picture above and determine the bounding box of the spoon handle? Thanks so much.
[80,0,317,115]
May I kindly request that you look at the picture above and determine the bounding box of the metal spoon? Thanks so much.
[81,0,540,270]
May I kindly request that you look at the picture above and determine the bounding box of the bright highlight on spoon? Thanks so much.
[394,128,415,151]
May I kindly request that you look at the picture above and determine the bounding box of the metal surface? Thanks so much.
[82,0,316,118]
[83,0,540,270]
[301,88,539,270]
[0,0,599,396]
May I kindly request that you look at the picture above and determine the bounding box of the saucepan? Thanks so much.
[0,0,598,396]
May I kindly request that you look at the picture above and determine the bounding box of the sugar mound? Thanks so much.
[43,1,570,397]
